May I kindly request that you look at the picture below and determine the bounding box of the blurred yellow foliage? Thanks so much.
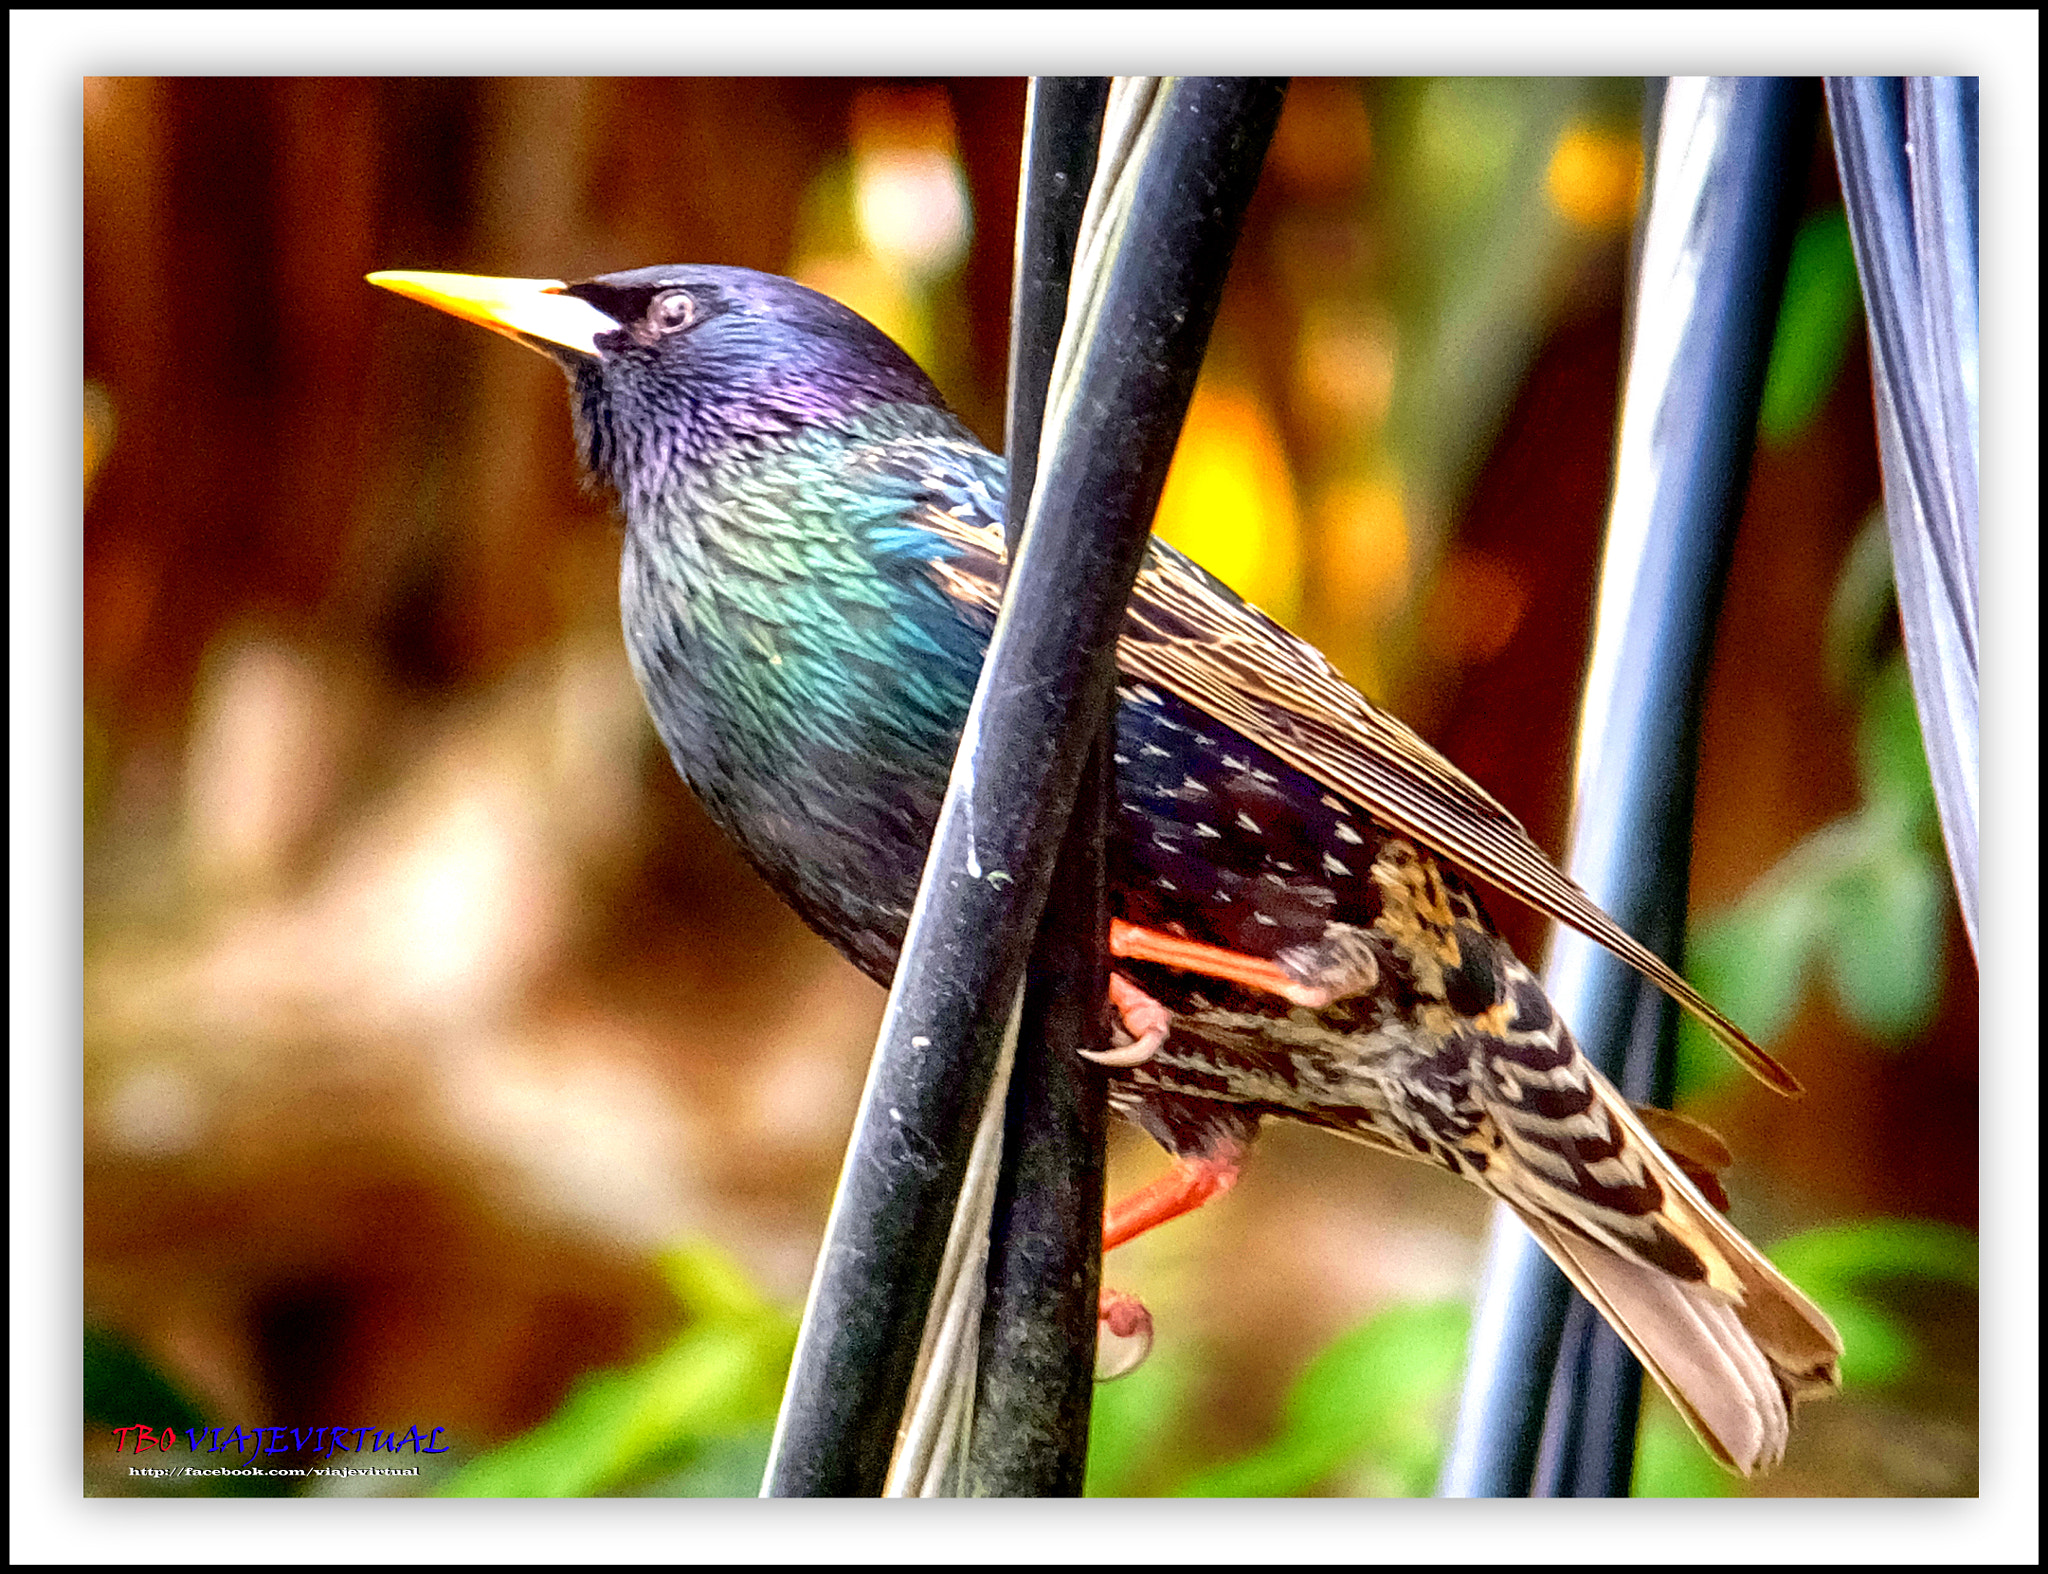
[792,253,928,367]
[1152,385,1302,625]
[1268,79,1373,197]
[1293,306,1397,435]
[1315,473,1411,627]
[1546,123,1644,231]
[85,381,116,492]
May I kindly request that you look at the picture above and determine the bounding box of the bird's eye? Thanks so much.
[647,290,696,334]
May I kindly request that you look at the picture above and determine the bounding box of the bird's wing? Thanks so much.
[918,508,1799,1097]
[1117,542,1801,1097]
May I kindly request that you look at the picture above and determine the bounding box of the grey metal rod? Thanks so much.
[1440,75,1818,1499]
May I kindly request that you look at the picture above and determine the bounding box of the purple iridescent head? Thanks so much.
[553,265,949,502]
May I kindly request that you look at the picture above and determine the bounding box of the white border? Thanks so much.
[16,9,2038,1565]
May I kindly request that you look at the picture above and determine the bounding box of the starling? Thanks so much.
[369,264,1841,1474]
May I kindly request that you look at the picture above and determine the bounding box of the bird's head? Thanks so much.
[368,264,950,516]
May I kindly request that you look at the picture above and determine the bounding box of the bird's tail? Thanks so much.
[1493,1084,1842,1476]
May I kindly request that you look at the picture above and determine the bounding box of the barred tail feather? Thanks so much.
[1511,1209,1825,1475]
[1500,1085,1842,1476]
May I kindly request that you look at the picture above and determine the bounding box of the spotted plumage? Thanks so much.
[369,261,1841,1475]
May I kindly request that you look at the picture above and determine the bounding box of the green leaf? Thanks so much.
[1759,209,1863,445]
[655,1239,778,1322]
[1680,652,1948,1073]
[85,1326,283,1497]
[1170,1301,1469,1498]
[1085,1350,1192,1498]
[1821,514,1895,691]
[1820,1296,1918,1391]
[1812,658,1945,1040]
[1856,657,1939,823]
[1824,834,1945,1039]
[1768,1219,1978,1294]
[1763,1220,1976,1394]
[85,1325,211,1435]
[1676,885,1823,1095]
[636,1424,776,1497]
[1702,884,1825,1040]
[1632,1407,1739,1498]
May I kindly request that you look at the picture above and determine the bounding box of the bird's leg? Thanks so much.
[1109,919,1334,1010]
[1083,972,1175,1068]
[1102,1135,1248,1252]
[1095,1136,1247,1381]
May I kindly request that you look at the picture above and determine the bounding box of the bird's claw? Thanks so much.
[1080,1030,1167,1068]
[1096,1287,1154,1381]
[1083,973,1174,1067]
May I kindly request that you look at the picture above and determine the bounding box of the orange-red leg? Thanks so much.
[1103,1138,1248,1252]
[1095,1147,1247,1379]
[1109,919,1331,1009]
[1092,924,1301,1377]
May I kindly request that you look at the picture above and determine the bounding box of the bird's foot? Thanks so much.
[1274,921,1383,1002]
[1096,1287,1154,1381]
[1109,919,1335,1010]
[1083,973,1174,1067]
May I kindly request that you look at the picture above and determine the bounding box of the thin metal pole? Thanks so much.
[1439,76,1818,1498]
[763,76,1286,1497]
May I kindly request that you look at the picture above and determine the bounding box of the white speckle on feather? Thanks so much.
[1335,822,1364,845]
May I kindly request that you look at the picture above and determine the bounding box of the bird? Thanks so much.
[368,262,1841,1475]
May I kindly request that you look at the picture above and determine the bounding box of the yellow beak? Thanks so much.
[366,270,619,360]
